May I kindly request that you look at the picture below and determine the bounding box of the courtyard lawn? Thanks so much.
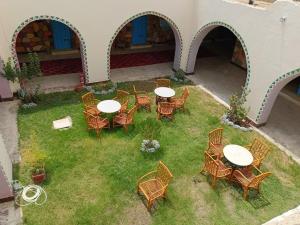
[17,81,300,225]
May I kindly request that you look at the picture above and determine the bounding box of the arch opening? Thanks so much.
[107,12,182,82]
[259,75,300,158]
[12,16,88,92]
[186,23,250,104]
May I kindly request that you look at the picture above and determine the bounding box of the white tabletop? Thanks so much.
[223,144,253,167]
[154,87,175,98]
[97,100,121,113]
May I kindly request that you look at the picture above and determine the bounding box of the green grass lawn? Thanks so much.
[17,81,300,225]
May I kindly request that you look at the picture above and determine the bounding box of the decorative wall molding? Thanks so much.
[106,11,183,80]
[255,68,300,123]
[11,15,89,83]
[186,21,251,90]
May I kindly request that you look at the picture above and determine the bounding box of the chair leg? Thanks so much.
[243,188,249,200]
[124,125,128,133]
[211,176,217,188]
[147,200,153,211]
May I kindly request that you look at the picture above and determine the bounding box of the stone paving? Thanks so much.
[0,101,22,224]
[0,100,20,163]
[263,205,300,225]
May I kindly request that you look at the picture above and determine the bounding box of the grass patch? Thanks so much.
[17,81,300,225]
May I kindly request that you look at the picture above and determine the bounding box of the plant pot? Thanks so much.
[31,171,46,184]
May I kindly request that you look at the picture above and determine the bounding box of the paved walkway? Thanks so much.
[110,62,173,82]
[0,100,20,163]
[188,57,247,103]
[263,205,300,225]
[0,201,22,225]
[27,73,80,93]
[0,101,22,224]
[260,93,300,159]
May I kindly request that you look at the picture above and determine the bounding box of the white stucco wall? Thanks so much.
[0,0,196,83]
[0,0,300,124]
[190,0,300,124]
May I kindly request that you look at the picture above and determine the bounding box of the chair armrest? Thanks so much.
[136,90,147,95]
[148,185,168,199]
[137,171,157,184]
[99,117,109,123]
[244,144,252,150]
[219,167,232,176]
[253,165,263,174]
[233,169,251,183]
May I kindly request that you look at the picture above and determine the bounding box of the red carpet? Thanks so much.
[40,58,83,76]
[39,48,214,76]
[110,50,175,69]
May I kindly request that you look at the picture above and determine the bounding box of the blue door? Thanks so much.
[131,16,148,45]
[50,21,72,49]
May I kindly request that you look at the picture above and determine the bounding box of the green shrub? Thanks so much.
[226,87,250,126]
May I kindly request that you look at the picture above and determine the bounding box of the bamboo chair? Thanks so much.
[137,161,173,211]
[231,166,271,200]
[245,138,270,168]
[155,78,171,88]
[113,89,130,103]
[207,128,224,158]
[170,87,190,111]
[133,85,151,112]
[113,105,137,132]
[81,92,100,116]
[200,151,232,187]
[157,102,175,120]
[83,111,110,138]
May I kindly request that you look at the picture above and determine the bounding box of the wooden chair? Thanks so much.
[200,151,232,187]
[137,161,173,210]
[83,111,110,138]
[133,85,151,112]
[231,166,271,200]
[113,89,130,103]
[113,105,137,132]
[81,92,100,116]
[207,128,224,158]
[170,87,190,111]
[245,138,270,168]
[157,102,175,120]
[155,78,171,88]
[119,99,129,114]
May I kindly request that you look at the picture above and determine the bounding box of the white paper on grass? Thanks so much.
[53,116,72,130]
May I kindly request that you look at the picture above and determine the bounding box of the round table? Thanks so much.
[223,144,253,167]
[97,100,121,113]
[154,87,175,98]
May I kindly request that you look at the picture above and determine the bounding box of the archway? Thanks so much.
[11,16,89,91]
[186,22,250,103]
[258,71,300,157]
[107,11,182,81]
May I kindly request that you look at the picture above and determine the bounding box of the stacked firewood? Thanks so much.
[16,20,52,53]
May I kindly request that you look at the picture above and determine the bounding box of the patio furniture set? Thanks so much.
[201,128,272,200]
[81,78,190,137]
[81,81,271,211]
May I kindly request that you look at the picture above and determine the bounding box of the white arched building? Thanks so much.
[0,0,300,127]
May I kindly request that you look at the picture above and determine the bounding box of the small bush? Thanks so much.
[226,87,250,126]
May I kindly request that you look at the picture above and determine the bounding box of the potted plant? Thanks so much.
[31,163,46,184]
[139,118,162,153]
[22,140,47,184]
